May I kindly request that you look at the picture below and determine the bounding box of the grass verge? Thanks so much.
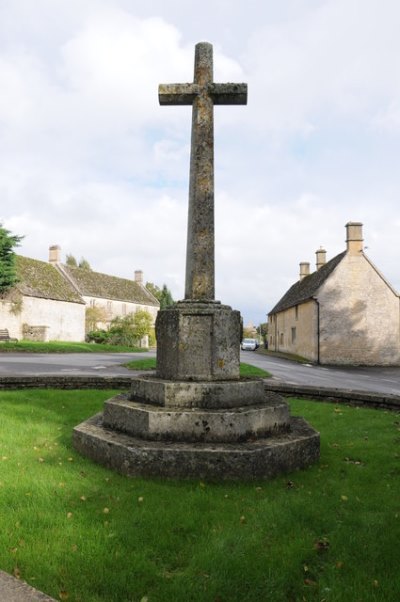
[0,389,398,601]
[0,340,145,353]
[123,358,272,378]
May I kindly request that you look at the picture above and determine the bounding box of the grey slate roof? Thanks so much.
[15,256,85,303]
[269,252,346,315]
[62,265,159,307]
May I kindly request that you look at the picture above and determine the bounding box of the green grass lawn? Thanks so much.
[124,358,272,378]
[0,390,399,601]
[0,340,146,353]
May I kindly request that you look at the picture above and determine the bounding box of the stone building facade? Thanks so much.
[0,255,85,341]
[49,246,159,328]
[268,222,400,366]
[0,247,159,343]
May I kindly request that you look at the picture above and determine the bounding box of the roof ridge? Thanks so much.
[268,251,346,315]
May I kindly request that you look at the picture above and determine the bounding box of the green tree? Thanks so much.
[132,309,153,345]
[79,257,91,270]
[0,225,23,293]
[159,284,174,309]
[107,310,153,347]
[145,282,174,309]
[85,306,108,333]
[66,254,78,267]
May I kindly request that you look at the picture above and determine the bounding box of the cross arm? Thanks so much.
[209,83,248,105]
[159,83,200,105]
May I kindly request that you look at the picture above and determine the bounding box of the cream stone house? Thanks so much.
[48,245,159,329]
[0,246,159,343]
[268,222,400,366]
[0,255,86,341]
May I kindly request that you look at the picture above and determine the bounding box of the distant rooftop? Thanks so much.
[269,252,346,315]
[62,265,159,306]
[15,256,85,304]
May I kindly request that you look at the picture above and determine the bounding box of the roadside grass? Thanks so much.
[124,358,272,378]
[0,389,399,601]
[0,340,145,353]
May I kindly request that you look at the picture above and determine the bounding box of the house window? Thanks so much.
[291,327,296,344]
[295,305,298,320]
[280,333,284,345]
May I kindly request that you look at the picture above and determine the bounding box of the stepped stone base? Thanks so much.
[73,413,319,480]
[73,376,320,480]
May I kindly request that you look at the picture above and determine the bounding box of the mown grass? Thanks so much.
[0,340,145,353]
[124,358,272,378]
[0,390,399,601]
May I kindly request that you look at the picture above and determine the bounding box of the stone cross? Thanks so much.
[159,42,247,301]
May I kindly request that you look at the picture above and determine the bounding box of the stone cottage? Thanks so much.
[0,255,86,341]
[0,246,160,343]
[48,245,159,331]
[268,222,400,365]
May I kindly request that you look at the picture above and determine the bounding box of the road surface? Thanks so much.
[241,351,400,395]
[0,350,399,395]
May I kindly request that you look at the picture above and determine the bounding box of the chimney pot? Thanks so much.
[346,222,363,254]
[134,270,143,284]
[49,245,61,264]
[316,247,327,270]
[299,262,310,281]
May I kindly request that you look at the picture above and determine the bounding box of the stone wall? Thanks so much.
[268,300,318,361]
[0,296,85,342]
[318,253,400,365]
[83,295,158,328]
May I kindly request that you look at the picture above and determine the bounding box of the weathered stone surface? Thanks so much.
[103,393,290,442]
[156,301,241,381]
[73,42,320,480]
[159,42,247,301]
[129,375,266,408]
[73,413,320,480]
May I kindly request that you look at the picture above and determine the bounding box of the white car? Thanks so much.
[241,338,258,351]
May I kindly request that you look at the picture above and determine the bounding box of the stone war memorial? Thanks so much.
[73,42,320,479]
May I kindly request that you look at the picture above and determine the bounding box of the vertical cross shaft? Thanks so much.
[159,42,247,300]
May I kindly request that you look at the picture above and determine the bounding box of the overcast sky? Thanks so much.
[1,0,400,326]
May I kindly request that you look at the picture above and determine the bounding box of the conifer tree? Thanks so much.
[0,224,23,293]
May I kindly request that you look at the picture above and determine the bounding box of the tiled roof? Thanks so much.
[269,252,346,315]
[15,256,85,303]
[62,265,159,307]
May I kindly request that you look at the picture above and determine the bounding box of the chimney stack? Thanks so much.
[49,245,61,264]
[316,247,326,270]
[134,270,143,284]
[299,262,310,281]
[346,222,363,254]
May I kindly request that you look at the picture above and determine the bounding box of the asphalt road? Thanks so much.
[0,352,151,376]
[0,350,400,395]
[241,351,400,395]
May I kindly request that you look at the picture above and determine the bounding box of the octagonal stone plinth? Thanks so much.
[156,301,241,381]
[73,376,320,479]
[129,375,266,408]
[73,413,320,480]
[103,393,290,443]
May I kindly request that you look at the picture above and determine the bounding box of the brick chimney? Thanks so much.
[316,247,326,270]
[49,245,61,264]
[134,270,143,284]
[299,262,310,281]
[346,222,363,254]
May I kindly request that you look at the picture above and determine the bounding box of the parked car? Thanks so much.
[241,338,258,351]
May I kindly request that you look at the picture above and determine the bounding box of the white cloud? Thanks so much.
[1,0,400,326]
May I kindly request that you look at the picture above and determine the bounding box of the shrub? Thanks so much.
[86,330,110,344]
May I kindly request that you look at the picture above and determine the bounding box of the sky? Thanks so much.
[1,0,400,326]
